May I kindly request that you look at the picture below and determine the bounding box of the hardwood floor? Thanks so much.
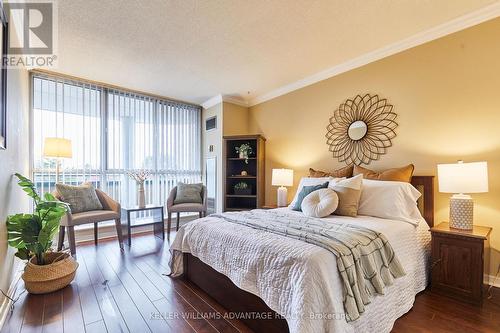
[1,232,499,333]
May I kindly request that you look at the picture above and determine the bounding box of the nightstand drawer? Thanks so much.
[431,233,484,303]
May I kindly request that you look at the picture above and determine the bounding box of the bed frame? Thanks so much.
[183,176,434,333]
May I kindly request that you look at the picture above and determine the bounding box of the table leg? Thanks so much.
[161,209,165,240]
[127,211,132,246]
[94,223,98,246]
[153,222,164,240]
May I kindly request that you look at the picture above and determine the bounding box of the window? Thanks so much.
[32,74,201,208]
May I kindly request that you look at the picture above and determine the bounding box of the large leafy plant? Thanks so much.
[6,173,69,265]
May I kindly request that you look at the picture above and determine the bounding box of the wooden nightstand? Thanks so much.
[430,222,492,304]
[261,204,278,209]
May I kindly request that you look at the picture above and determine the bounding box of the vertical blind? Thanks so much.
[32,74,202,208]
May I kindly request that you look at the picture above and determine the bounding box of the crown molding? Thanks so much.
[201,94,249,109]
[248,2,500,107]
[222,96,249,107]
[201,94,223,109]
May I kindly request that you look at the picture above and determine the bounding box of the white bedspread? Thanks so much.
[170,208,431,333]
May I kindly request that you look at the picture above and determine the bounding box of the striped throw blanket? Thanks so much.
[213,210,406,322]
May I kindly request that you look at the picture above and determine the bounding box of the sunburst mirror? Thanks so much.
[325,94,398,165]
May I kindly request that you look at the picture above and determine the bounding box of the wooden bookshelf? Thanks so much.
[223,135,265,212]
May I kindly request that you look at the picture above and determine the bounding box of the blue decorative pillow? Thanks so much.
[291,182,329,211]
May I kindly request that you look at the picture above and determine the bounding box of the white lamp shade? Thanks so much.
[437,161,488,194]
[272,168,293,187]
[43,137,73,158]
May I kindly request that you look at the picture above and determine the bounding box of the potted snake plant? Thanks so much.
[6,173,78,294]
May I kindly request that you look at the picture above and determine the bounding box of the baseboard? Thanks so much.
[73,215,197,244]
[0,262,22,332]
[485,273,500,288]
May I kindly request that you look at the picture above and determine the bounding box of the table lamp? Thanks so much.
[437,161,488,230]
[43,137,73,184]
[272,168,293,207]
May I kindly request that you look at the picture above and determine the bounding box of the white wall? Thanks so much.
[202,102,224,213]
[0,64,30,321]
[201,101,253,213]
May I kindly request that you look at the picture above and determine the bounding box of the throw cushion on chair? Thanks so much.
[174,182,203,204]
[55,183,103,213]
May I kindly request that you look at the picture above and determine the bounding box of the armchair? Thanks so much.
[55,188,124,255]
[167,185,207,235]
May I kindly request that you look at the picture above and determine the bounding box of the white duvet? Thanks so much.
[170,208,431,333]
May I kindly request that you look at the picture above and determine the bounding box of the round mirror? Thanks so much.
[348,121,367,140]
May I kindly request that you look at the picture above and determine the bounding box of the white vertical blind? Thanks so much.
[32,74,202,208]
[156,100,201,205]
[33,77,102,192]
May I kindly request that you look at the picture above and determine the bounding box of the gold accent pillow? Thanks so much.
[353,164,414,183]
[331,174,363,217]
[309,165,353,178]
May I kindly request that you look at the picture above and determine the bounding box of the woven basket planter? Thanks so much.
[22,252,79,294]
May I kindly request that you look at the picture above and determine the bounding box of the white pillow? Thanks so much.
[289,177,332,208]
[329,174,363,217]
[328,175,360,191]
[358,179,423,225]
[301,188,339,218]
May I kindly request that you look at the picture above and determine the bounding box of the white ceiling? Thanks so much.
[56,0,499,106]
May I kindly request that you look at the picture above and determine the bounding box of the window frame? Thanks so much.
[29,72,203,207]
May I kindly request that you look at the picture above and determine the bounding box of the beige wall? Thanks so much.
[222,101,249,135]
[248,18,500,274]
[0,68,30,316]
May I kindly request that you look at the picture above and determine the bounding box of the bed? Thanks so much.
[169,176,434,333]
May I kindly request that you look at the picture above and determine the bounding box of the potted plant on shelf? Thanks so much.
[234,181,252,195]
[6,173,78,294]
[235,143,253,164]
